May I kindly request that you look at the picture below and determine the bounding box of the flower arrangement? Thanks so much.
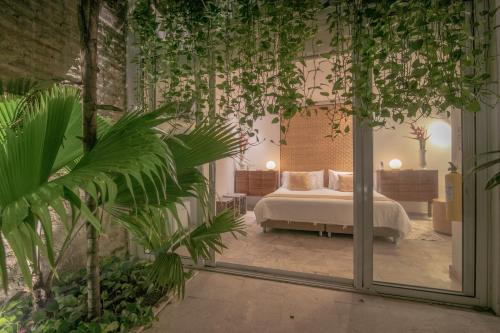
[406,123,431,169]
[407,123,430,150]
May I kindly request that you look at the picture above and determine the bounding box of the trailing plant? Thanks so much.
[130,0,320,141]
[131,0,498,138]
[322,0,497,132]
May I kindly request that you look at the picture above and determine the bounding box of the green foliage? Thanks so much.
[131,0,496,136]
[109,119,246,297]
[130,0,320,136]
[0,257,167,333]
[0,83,179,293]
[324,0,494,130]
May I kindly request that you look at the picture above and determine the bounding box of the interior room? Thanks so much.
[215,106,461,291]
[212,36,463,289]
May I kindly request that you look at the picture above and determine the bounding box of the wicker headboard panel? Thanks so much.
[280,105,353,186]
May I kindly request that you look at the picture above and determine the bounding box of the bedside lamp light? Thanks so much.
[389,159,402,170]
[266,160,276,170]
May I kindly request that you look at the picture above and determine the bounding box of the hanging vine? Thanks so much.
[323,0,496,132]
[130,0,497,138]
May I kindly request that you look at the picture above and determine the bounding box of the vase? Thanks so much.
[419,149,427,169]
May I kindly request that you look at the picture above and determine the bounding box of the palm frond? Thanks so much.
[473,150,500,190]
[148,252,188,298]
[180,210,246,263]
[134,210,245,298]
[0,78,40,97]
[167,120,242,171]
[0,98,22,141]
[0,89,177,290]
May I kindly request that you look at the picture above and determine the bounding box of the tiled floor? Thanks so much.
[216,211,460,290]
[147,271,499,333]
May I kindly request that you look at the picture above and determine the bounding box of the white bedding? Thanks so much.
[254,187,411,238]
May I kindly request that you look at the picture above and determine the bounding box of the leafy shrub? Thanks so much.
[0,257,169,333]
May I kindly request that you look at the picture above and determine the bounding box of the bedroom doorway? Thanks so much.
[210,107,483,307]
[214,105,355,283]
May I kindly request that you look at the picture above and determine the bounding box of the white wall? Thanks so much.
[216,158,235,196]
[244,114,281,171]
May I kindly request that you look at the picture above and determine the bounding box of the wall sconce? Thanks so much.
[389,159,402,170]
[266,160,277,170]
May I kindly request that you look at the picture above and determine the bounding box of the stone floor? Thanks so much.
[147,271,500,333]
[216,211,460,291]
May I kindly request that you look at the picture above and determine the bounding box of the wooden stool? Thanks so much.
[432,199,451,235]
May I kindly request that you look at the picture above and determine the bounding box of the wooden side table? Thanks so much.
[376,169,438,217]
[216,197,235,215]
[234,170,279,196]
[432,199,451,235]
[223,193,247,216]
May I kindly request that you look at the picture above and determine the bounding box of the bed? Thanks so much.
[254,187,411,242]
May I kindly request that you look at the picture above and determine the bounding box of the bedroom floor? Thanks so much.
[216,211,460,291]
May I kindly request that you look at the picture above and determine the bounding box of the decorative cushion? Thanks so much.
[338,174,354,192]
[287,172,313,191]
[282,170,324,189]
[329,170,353,190]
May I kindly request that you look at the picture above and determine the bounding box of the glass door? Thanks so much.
[358,109,484,305]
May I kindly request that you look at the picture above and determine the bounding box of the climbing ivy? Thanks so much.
[130,0,497,137]
[323,0,496,133]
[130,0,320,141]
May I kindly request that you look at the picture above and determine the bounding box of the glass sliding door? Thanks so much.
[367,108,476,296]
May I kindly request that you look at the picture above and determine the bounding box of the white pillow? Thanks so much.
[308,170,324,189]
[328,170,353,190]
[282,170,324,189]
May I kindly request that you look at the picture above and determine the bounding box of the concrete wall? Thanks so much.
[0,0,127,111]
[0,0,129,280]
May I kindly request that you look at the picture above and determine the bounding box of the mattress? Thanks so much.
[254,187,411,237]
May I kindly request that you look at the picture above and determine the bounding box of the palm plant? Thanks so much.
[109,121,247,296]
[473,150,500,190]
[0,79,245,310]
[0,81,170,306]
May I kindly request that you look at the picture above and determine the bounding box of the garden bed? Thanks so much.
[0,257,175,333]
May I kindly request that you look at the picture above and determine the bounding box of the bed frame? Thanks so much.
[261,219,401,243]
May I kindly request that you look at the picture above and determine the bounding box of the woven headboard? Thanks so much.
[280,105,353,186]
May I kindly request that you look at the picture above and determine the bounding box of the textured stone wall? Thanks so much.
[0,0,129,293]
[0,0,127,110]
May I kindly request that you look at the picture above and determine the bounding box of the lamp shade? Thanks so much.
[389,159,402,170]
[266,160,276,170]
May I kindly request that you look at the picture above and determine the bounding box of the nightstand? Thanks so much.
[223,193,247,216]
[376,169,438,217]
[235,170,279,196]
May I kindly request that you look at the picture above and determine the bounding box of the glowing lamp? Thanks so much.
[266,160,277,170]
[389,159,402,170]
[428,120,451,148]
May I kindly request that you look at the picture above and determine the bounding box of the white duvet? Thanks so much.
[254,188,411,237]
